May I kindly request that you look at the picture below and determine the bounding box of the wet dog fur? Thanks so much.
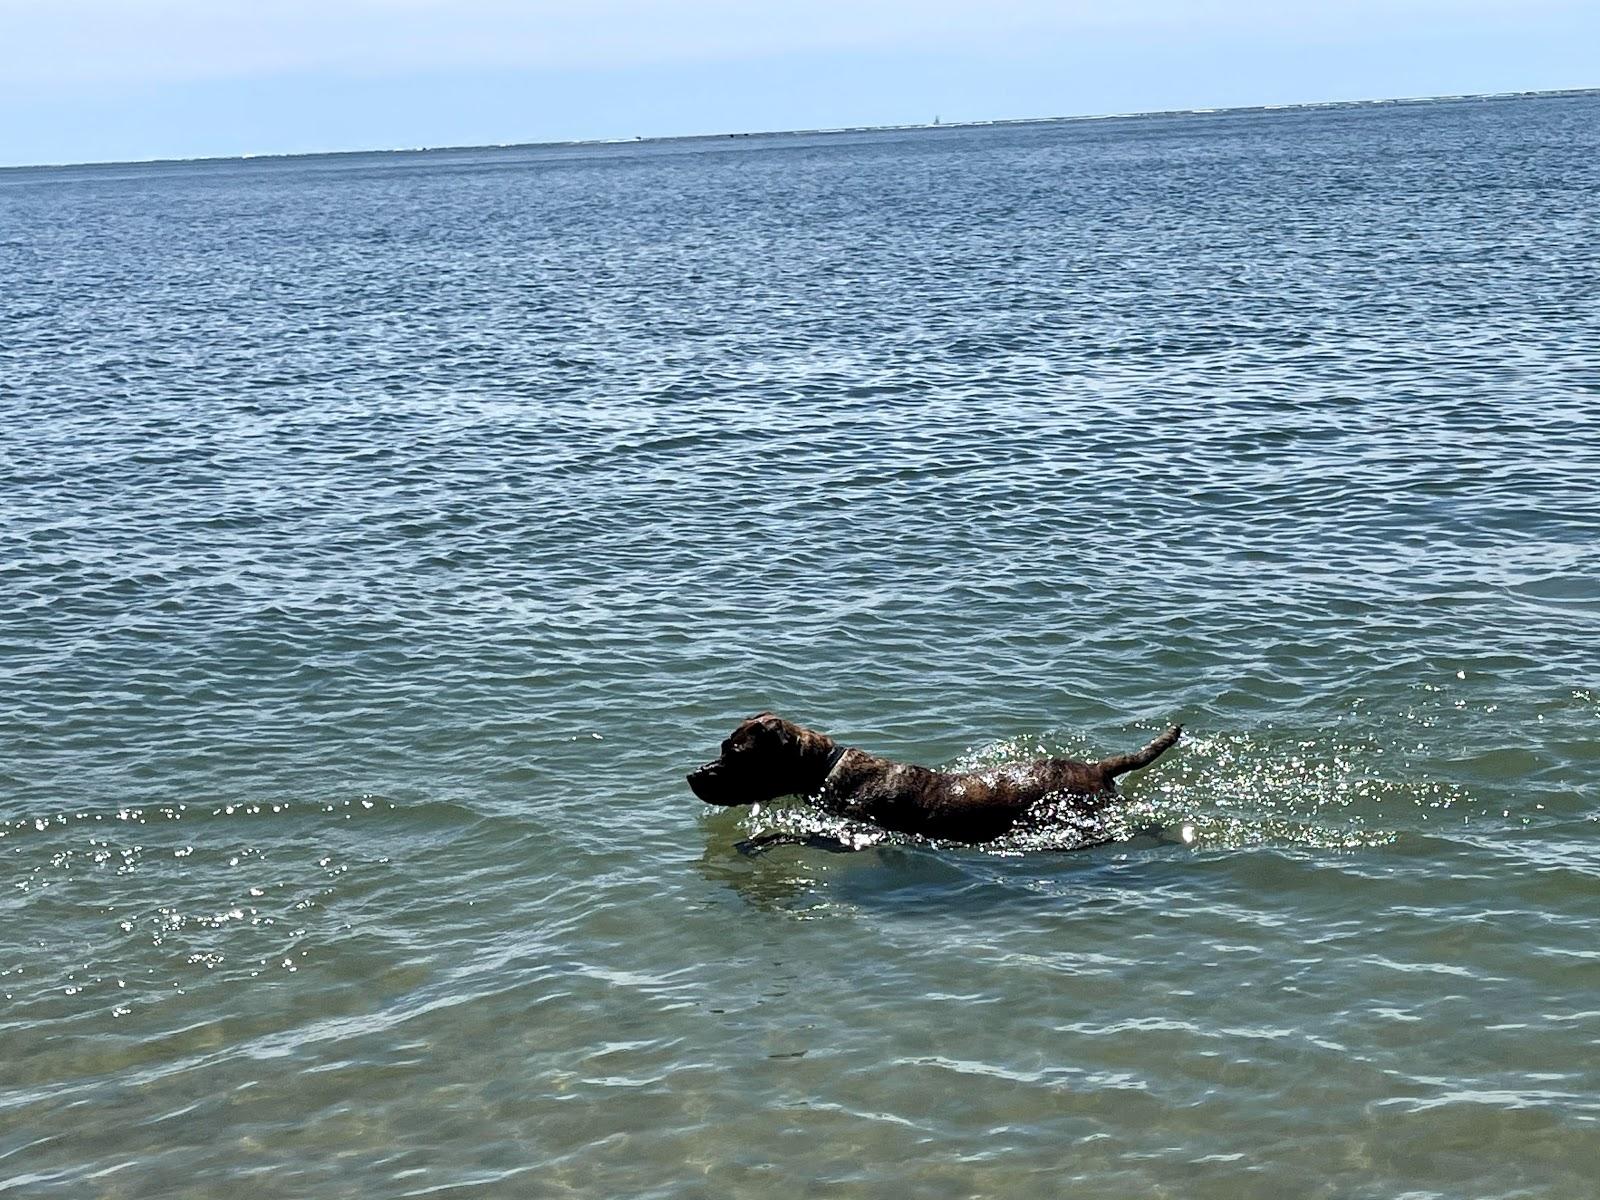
[687,713,1182,846]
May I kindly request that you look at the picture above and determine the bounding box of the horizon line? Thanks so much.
[4,83,1596,173]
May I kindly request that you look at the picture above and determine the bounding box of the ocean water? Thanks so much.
[3,91,1598,1198]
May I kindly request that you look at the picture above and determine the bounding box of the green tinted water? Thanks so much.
[3,92,1598,1198]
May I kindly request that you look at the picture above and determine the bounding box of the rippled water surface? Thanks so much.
[3,92,1599,1198]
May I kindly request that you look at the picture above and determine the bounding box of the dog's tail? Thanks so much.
[1098,724,1183,779]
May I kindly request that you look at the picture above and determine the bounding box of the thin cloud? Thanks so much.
[1,0,1580,91]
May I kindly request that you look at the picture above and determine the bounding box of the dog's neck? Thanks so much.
[794,728,850,794]
[818,742,849,785]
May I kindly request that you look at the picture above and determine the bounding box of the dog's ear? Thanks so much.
[747,713,788,745]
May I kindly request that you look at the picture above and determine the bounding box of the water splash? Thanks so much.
[738,725,1415,856]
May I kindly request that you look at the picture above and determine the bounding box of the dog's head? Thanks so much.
[687,712,825,806]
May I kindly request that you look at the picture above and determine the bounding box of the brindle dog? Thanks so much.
[688,713,1183,846]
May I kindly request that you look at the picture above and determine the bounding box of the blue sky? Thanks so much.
[1,0,1596,167]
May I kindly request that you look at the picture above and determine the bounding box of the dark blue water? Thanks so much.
[3,92,1598,1198]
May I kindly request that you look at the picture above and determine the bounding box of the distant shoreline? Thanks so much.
[5,85,1595,174]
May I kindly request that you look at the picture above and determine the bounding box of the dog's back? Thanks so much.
[816,724,1184,843]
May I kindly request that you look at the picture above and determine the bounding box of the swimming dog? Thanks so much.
[687,713,1182,844]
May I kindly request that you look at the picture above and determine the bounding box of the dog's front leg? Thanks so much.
[735,830,886,856]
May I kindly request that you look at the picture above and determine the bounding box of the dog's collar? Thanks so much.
[818,743,850,789]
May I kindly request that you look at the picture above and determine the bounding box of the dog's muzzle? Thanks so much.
[687,762,739,805]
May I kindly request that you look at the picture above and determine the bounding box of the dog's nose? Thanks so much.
[686,766,715,801]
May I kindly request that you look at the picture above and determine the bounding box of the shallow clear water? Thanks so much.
[3,92,1598,1198]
